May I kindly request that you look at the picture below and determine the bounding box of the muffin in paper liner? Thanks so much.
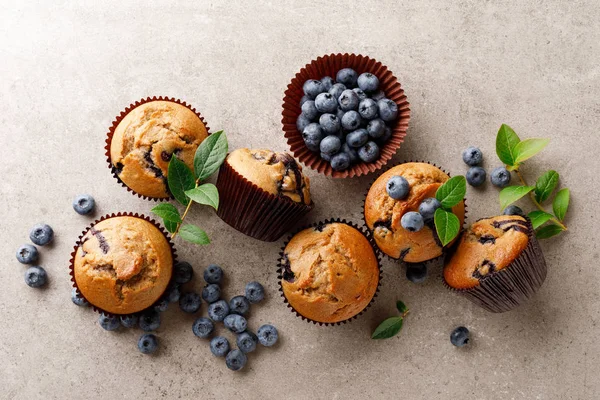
[105,96,211,201]
[276,218,382,326]
[282,53,410,178]
[69,212,177,317]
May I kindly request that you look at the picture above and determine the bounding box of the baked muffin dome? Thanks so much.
[73,216,173,314]
[364,162,466,263]
[444,215,530,290]
[227,148,311,205]
[110,101,208,198]
[280,222,379,323]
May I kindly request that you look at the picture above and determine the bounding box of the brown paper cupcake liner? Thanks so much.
[276,218,383,326]
[105,96,211,201]
[442,217,547,313]
[68,212,178,317]
[215,158,314,242]
[282,53,410,178]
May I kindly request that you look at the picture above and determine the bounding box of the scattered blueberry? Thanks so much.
[98,314,120,331]
[179,292,202,313]
[120,314,138,328]
[386,176,410,200]
[257,324,279,347]
[341,143,359,164]
[450,326,470,347]
[173,261,193,284]
[224,314,248,334]
[24,266,47,288]
[296,114,311,133]
[357,72,379,93]
[346,129,369,148]
[208,300,230,322]
[302,123,324,152]
[245,282,265,304]
[16,244,38,264]
[236,331,258,353]
[406,263,427,283]
[352,88,368,101]
[138,333,158,354]
[466,166,487,187]
[336,68,358,87]
[72,194,95,215]
[358,141,380,163]
[210,336,230,357]
[314,92,338,113]
[318,113,341,135]
[299,95,310,107]
[302,79,325,99]
[320,135,342,155]
[29,224,54,246]
[204,264,223,284]
[301,100,319,120]
[338,89,359,111]
[341,110,362,131]
[377,99,398,122]
[153,297,169,312]
[366,118,386,139]
[192,317,215,338]
[462,146,483,166]
[503,205,525,216]
[164,282,181,303]
[371,90,386,101]
[225,349,248,371]
[202,284,221,303]
[418,198,442,223]
[491,167,511,188]
[320,76,334,91]
[401,212,424,232]
[71,288,88,306]
[329,83,346,100]
[139,310,161,331]
[229,296,250,315]
[330,152,351,171]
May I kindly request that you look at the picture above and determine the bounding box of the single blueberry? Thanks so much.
[299,95,310,107]
[386,176,410,200]
[401,212,424,232]
[164,282,181,303]
[321,152,332,162]
[139,310,161,331]
[336,68,358,87]
[236,331,258,353]
[98,314,120,331]
[358,141,380,163]
[229,296,251,315]
[406,263,428,283]
[224,314,248,334]
[302,123,324,152]
[72,194,95,215]
[225,349,248,371]
[29,224,54,246]
[450,326,470,347]
[192,317,215,338]
[491,167,511,188]
[318,113,341,135]
[208,299,230,322]
[341,110,362,131]
[296,113,311,133]
[302,79,325,99]
[341,143,359,164]
[120,314,138,328]
[153,297,169,313]
[201,284,221,303]
[301,100,319,120]
[352,88,368,101]
[462,146,483,166]
[371,90,386,101]
[377,99,399,122]
[203,264,223,284]
[71,288,88,307]
[320,135,342,155]
[338,89,359,111]
[418,198,442,223]
[346,129,369,148]
[320,76,334,91]
[210,336,230,357]
[315,92,338,113]
[245,281,265,304]
[257,324,279,347]
[329,83,346,100]
[24,266,47,288]
[466,166,487,187]
[138,333,158,354]
[357,72,379,92]
[503,205,525,216]
[366,118,386,139]
[330,152,351,171]
[16,244,38,264]
[173,261,193,284]
[179,292,202,313]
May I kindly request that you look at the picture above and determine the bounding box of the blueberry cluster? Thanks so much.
[297,68,399,171]
[461,146,512,188]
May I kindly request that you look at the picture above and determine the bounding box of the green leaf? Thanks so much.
[178,224,210,245]
[194,131,228,180]
[435,176,467,208]
[499,185,534,210]
[434,208,461,247]
[534,170,559,203]
[168,156,196,206]
[151,203,182,223]
[536,223,564,239]
[528,210,554,229]
[163,219,178,233]
[371,317,404,339]
[185,183,219,210]
[513,138,550,164]
[496,124,521,166]
[396,301,408,314]
[553,188,570,221]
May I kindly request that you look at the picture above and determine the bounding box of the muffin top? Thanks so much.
[227,148,311,205]
[110,101,208,198]
[364,162,465,263]
[73,216,173,314]
[444,215,530,290]
[280,222,379,323]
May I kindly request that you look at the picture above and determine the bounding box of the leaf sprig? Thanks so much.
[434,175,467,246]
[152,131,228,245]
[372,301,409,339]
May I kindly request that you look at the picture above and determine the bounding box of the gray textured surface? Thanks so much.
[1,1,599,399]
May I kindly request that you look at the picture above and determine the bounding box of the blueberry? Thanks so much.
[330,152,351,171]
[192,317,214,338]
[386,176,409,200]
[338,89,359,111]
[418,198,442,223]
[301,100,319,120]
[210,336,230,357]
[139,310,161,331]
[376,127,393,145]
[371,90,386,101]
[296,113,311,133]
[357,72,379,92]
[173,261,193,284]
[179,292,202,313]
[466,166,487,187]
[450,326,470,347]
[320,152,332,162]
[98,314,120,331]
[24,266,47,288]
[491,167,511,188]
[16,244,38,264]
[366,119,386,139]
[202,284,221,303]
[302,79,325,99]
[462,146,483,166]
[336,68,358,87]
[346,129,369,148]
[352,88,368,101]
[225,349,248,371]
[71,288,88,306]
[358,98,378,120]
[503,205,525,216]
[236,331,258,353]
[299,95,310,107]
[29,224,53,246]
[302,123,324,152]
[208,299,230,322]
[318,113,341,135]
[401,212,424,232]
[320,76,334,91]
[164,282,181,303]
[229,295,250,315]
[314,92,337,113]
[72,194,95,215]
[336,107,346,121]
[358,141,380,163]
[341,143,359,164]
[224,314,248,333]
[120,314,138,328]
[320,135,342,155]
[257,324,279,347]
[138,333,158,354]
[341,110,362,131]
[406,263,427,283]
[203,264,223,284]
[245,281,265,304]
[329,83,346,100]
[377,99,398,122]
[153,297,169,312]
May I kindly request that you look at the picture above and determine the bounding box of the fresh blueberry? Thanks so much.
[320,135,342,155]
[401,212,424,232]
[376,127,393,145]
[72,194,95,215]
[203,264,223,284]
[358,98,378,120]
[315,92,337,113]
[120,314,138,328]
[173,261,193,284]
[210,336,230,357]
[358,141,380,163]
[341,143,359,164]
[338,89,359,111]
[153,297,169,313]
[257,324,279,347]
[98,314,120,331]
[138,333,158,354]
[299,95,310,107]
[208,300,230,322]
[377,99,399,122]
[491,167,511,188]
[450,326,470,347]
[371,90,386,101]
[302,79,325,99]
[202,284,221,303]
[24,266,47,288]
[301,100,319,120]
[192,317,215,338]
[224,314,248,333]
[16,244,38,264]
[236,331,258,353]
[406,263,427,283]
[320,152,332,162]
[330,152,351,171]
[229,296,250,315]
[329,83,346,100]
[341,110,362,131]
[466,166,487,187]
[179,292,201,313]
[71,288,88,306]
[386,176,409,200]
[29,224,54,246]
[225,349,248,371]
[318,113,341,135]
[357,73,379,93]
[302,123,324,152]
[352,88,368,101]
[336,68,358,87]
[296,113,311,133]
[139,310,161,331]
[245,281,265,304]
[320,76,334,91]
[462,146,483,166]
[346,129,369,148]
[164,282,181,303]
[418,198,442,223]
[366,118,386,139]
[503,205,525,216]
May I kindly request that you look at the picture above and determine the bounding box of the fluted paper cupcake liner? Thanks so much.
[282,53,410,178]
[276,218,382,326]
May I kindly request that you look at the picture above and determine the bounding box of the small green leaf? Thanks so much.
[534,170,559,203]
[151,203,182,223]
[372,317,404,339]
[185,183,219,210]
[536,223,564,239]
[194,131,229,181]
[168,156,196,206]
[499,185,534,210]
[496,124,521,166]
[434,208,461,247]
[553,188,570,221]
[163,219,178,233]
[513,138,550,164]
[528,210,554,229]
[396,301,408,314]
[435,176,467,208]
[178,224,210,245]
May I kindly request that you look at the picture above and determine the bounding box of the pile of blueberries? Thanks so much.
[296,68,399,171]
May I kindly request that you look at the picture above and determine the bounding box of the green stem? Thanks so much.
[171,180,200,239]
[402,309,410,318]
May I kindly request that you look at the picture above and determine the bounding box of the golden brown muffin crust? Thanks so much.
[364,163,465,263]
[73,217,173,314]
[110,101,208,198]
[444,215,530,289]
[281,223,379,323]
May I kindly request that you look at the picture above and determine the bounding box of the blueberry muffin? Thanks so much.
[73,216,173,314]
[110,100,208,198]
[364,162,465,263]
[280,222,379,324]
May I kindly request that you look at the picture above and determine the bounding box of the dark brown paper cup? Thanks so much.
[282,53,410,178]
